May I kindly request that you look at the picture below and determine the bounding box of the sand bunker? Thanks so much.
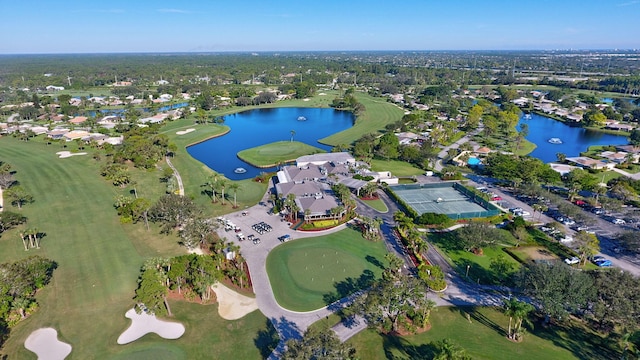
[56,151,87,158]
[25,328,72,360]
[117,308,185,345]
[211,282,258,320]
[176,128,195,135]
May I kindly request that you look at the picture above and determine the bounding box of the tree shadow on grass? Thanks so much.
[381,333,438,360]
[427,231,461,252]
[365,255,385,270]
[322,269,375,306]
[531,316,621,360]
[253,318,279,359]
[455,258,497,286]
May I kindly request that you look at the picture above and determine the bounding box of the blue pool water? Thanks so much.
[467,157,481,166]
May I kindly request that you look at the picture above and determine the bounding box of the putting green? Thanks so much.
[237,141,324,167]
[266,228,388,311]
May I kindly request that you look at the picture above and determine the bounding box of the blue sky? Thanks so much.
[1,0,639,54]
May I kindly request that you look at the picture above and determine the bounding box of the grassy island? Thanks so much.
[237,141,325,168]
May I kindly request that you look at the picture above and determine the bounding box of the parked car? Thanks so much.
[612,218,626,225]
[592,208,605,215]
[591,255,605,262]
[564,256,580,265]
[563,219,576,226]
[491,196,502,201]
[595,259,613,267]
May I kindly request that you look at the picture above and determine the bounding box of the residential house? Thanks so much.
[68,116,88,125]
[63,130,90,141]
[47,129,69,140]
[566,156,615,170]
[605,123,635,132]
[600,151,635,164]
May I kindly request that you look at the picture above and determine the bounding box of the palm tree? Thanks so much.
[228,183,240,208]
[290,129,296,142]
[217,178,227,205]
[204,174,218,203]
[503,298,534,341]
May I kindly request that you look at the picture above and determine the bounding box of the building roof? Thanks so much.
[296,152,355,167]
[69,116,88,124]
[566,156,609,169]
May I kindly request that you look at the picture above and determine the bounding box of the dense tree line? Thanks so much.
[0,256,57,345]
[133,250,248,316]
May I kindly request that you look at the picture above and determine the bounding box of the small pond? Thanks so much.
[518,113,629,163]
[187,107,354,180]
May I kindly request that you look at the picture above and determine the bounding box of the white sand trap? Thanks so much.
[211,282,258,320]
[176,128,196,135]
[25,328,72,360]
[56,151,87,158]
[188,247,204,255]
[117,308,185,345]
[318,92,327,95]
[303,98,310,101]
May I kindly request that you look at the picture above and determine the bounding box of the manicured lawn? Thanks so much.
[360,198,388,212]
[237,141,325,167]
[107,302,277,360]
[506,245,560,264]
[347,306,618,360]
[428,231,521,285]
[0,137,275,358]
[161,119,269,214]
[370,159,424,177]
[320,92,404,146]
[266,227,389,311]
[514,139,537,156]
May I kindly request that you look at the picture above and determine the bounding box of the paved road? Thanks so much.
[224,173,640,357]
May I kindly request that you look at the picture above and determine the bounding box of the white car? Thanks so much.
[564,256,580,265]
[612,218,626,225]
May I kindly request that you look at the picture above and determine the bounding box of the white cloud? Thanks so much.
[617,0,640,6]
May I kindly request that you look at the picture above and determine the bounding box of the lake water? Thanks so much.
[518,113,629,163]
[187,107,354,180]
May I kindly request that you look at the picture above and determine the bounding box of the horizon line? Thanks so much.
[1,48,640,56]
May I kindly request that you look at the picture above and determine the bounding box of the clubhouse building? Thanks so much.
[275,152,357,222]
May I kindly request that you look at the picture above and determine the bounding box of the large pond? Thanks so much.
[518,113,629,163]
[187,107,354,180]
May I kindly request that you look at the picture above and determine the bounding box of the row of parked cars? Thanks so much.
[565,255,612,267]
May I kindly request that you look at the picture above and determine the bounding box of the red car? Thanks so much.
[492,196,502,201]
[575,200,586,206]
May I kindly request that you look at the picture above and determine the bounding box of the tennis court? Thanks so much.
[390,182,500,219]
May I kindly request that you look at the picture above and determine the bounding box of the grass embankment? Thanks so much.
[348,306,616,360]
[237,141,325,168]
[161,120,268,214]
[427,230,521,285]
[370,159,424,177]
[0,136,274,358]
[320,92,404,146]
[360,198,388,212]
[266,227,388,311]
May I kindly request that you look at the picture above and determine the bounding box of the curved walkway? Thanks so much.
[165,156,184,196]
